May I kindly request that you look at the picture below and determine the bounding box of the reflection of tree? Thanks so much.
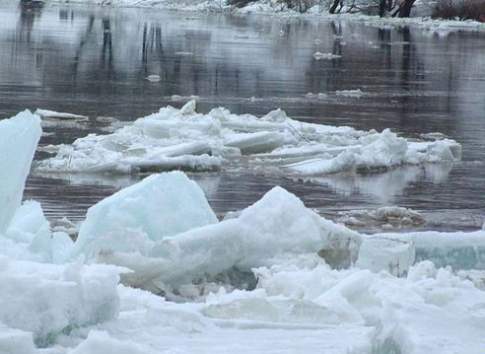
[17,0,44,43]
[141,24,164,74]
[397,27,426,129]
[101,18,113,72]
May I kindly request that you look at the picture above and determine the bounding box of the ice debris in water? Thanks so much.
[338,206,425,229]
[34,109,89,122]
[335,89,365,98]
[313,52,342,60]
[35,100,461,176]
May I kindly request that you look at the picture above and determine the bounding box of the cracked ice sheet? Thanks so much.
[36,101,461,177]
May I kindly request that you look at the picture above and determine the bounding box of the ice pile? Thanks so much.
[36,101,462,176]
[1,110,484,353]
[73,172,360,292]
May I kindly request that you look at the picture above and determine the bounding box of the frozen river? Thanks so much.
[0,0,484,231]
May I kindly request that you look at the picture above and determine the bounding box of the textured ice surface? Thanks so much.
[36,102,461,177]
[72,172,218,259]
[0,111,42,233]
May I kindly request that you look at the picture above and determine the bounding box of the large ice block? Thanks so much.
[0,111,42,233]
[72,172,218,259]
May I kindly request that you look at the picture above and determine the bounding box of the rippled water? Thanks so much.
[1,1,484,230]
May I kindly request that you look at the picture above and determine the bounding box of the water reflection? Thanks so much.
[17,0,44,42]
[311,163,454,204]
[0,3,483,228]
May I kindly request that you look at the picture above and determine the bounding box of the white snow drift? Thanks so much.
[37,101,462,177]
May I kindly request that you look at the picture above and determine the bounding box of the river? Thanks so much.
[1,0,484,231]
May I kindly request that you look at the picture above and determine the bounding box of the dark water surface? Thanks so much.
[1,1,484,230]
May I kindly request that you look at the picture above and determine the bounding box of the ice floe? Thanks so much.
[36,101,462,178]
[34,109,89,122]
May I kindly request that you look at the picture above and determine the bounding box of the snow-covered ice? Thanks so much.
[36,101,462,178]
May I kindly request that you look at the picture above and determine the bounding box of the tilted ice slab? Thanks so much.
[36,101,461,176]
[72,172,218,259]
[0,111,42,233]
[34,109,89,121]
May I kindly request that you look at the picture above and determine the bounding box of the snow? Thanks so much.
[72,172,218,260]
[0,324,35,354]
[69,331,152,354]
[0,111,42,234]
[42,0,485,34]
[37,102,462,177]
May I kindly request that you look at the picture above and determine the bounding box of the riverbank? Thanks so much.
[42,0,485,32]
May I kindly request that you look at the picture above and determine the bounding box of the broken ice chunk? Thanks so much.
[356,236,416,277]
[224,131,285,154]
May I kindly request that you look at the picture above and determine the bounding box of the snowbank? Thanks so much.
[44,0,485,34]
[37,101,461,177]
